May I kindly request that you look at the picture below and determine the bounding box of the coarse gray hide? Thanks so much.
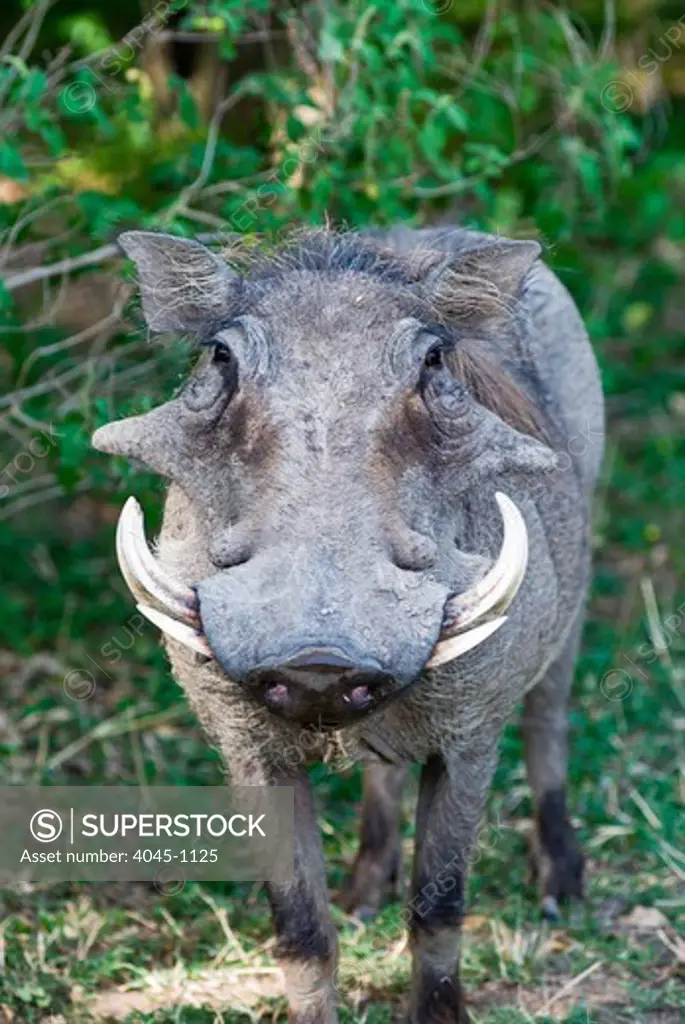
[93,230,560,728]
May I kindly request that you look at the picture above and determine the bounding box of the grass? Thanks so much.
[1,164,685,1024]
[0,627,683,1024]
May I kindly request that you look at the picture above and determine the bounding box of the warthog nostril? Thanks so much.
[247,646,393,723]
[344,684,372,710]
[264,681,290,707]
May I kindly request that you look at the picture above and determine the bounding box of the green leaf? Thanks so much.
[179,88,200,131]
[319,29,345,64]
[0,143,27,180]
[443,101,468,133]
[0,54,29,78]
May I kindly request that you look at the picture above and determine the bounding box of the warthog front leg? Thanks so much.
[267,771,339,1024]
[407,750,498,1024]
[177,675,338,1023]
[340,761,408,919]
[522,616,585,919]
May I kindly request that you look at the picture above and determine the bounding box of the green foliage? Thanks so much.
[0,1,651,486]
[0,2,684,1020]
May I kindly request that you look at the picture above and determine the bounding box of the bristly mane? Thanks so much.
[221,229,550,443]
[223,228,419,284]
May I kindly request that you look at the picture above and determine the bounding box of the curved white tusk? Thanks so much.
[427,616,508,669]
[439,492,528,639]
[116,497,199,625]
[136,602,213,657]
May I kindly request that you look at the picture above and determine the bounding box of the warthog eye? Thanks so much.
[423,343,444,370]
[213,341,234,365]
[211,340,239,403]
[418,334,471,430]
[419,336,451,396]
[183,337,239,415]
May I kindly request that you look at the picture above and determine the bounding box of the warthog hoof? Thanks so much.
[530,790,585,920]
[338,844,402,920]
[407,976,471,1023]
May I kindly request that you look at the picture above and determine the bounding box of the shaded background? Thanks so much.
[0,1,683,1021]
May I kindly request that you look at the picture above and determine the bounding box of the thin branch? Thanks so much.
[16,296,129,390]
[0,364,87,411]
[4,406,53,432]
[180,208,231,229]
[0,473,56,501]
[0,0,57,109]
[154,28,281,45]
[535,960,604,1018]
[88,357,160,394]
[0,486,64,521]
[0,416,32,446]
[315,0,336,112]
[1,232,222,294]
[200,171,273,196]
[0,478,92,524]
[0,0,52,60]
[155,30,221,44]
[599,0,616,61]
[0,195,84,269]
[0,6,34,59]
[2,243,119,293]
[0,44,73,136]
[452,0,498,101]
[161,91,246,224]
[411,116,567,199]
[552,7,593,71]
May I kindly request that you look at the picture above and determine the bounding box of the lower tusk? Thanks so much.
[427,616,508,669]
[116,497,199,626]
[440,492,528,638]
[137,602,213,658]
[114,500,213,660]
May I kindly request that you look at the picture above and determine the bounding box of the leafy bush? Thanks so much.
[0,1,646,512]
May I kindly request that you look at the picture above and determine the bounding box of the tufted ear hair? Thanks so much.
[118,231,236,333]
[423,238,542,324]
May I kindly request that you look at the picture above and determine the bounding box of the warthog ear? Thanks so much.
[118,231,236,333]
[456,238,542,296]
[424,238,542,322]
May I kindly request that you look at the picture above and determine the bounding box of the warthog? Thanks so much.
[93,226,604,1023]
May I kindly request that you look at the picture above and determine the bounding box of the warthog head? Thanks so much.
[93,230,556,728]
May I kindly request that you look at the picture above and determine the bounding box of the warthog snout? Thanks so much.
[245,645,393,726]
